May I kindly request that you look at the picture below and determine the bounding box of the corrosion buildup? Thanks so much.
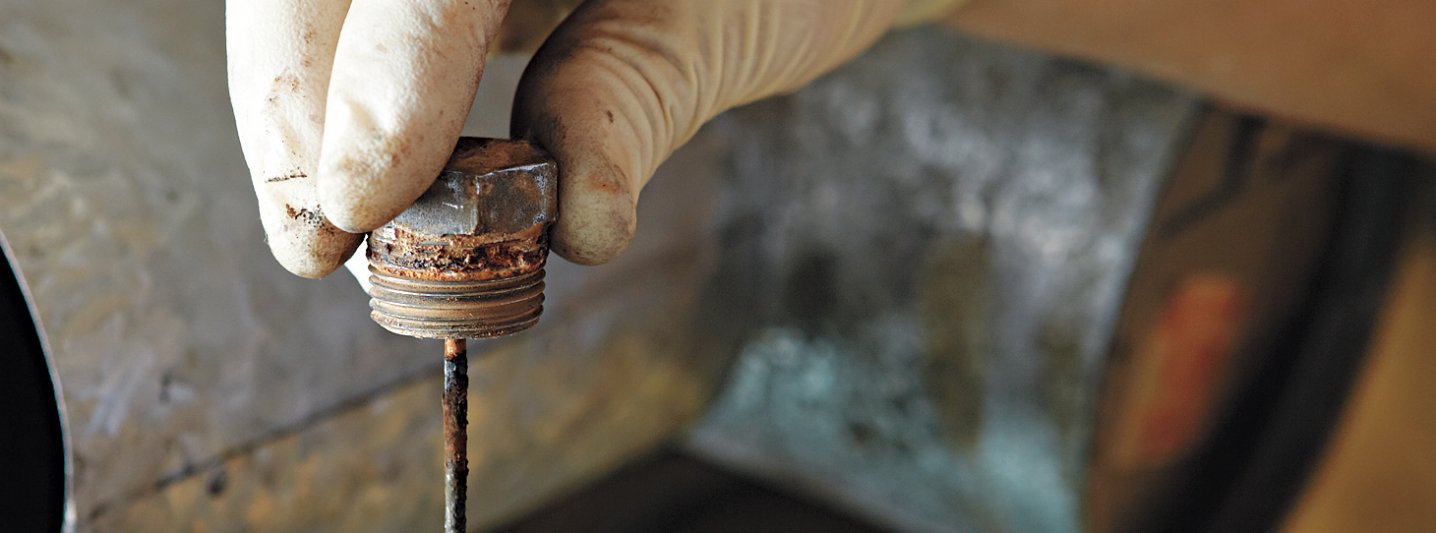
[442,338,468,532]
[364,137,557,533]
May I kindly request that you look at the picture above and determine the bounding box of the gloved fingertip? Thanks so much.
[551,213,635,266]
[264,218,364,279]
[272,249,347,279]
[549,165,638,266]
[315,161,409,234]
[317,198,381,235]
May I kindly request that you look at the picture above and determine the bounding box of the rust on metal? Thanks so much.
[364,138,558,531]
[442,338,469,533]
[366,137,558,340]
[367,268,546,339]
[367,225,549,282]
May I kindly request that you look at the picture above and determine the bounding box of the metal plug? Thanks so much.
[365,137,557,533]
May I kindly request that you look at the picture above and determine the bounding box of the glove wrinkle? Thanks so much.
[515,0,919,265]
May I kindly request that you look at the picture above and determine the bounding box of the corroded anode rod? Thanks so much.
[442,338,468,533]
[364,138,557,532]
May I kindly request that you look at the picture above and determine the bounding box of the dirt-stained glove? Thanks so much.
[227,0,966,278]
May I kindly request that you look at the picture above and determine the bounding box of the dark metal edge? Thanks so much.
[0,229,75,532]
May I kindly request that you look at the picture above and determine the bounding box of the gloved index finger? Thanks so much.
[227,0,364,278]
[317,0,515,233]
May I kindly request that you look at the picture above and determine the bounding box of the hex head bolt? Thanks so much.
[364,137,557,533]
[367,137,558,339]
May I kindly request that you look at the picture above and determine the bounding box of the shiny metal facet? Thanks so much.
[389,138,557,239]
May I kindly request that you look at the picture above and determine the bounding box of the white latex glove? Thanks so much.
[227,0,966,278]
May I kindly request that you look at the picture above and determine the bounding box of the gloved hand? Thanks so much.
[227,0,966,278]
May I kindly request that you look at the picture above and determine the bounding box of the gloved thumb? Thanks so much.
[512,0,964,265]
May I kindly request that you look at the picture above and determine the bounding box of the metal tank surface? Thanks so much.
[686,31,1195,532]
[0,0,1196,530]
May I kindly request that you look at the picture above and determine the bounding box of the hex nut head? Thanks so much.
[388,138,557,240]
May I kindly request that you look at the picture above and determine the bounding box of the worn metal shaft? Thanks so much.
[442,338,468,533]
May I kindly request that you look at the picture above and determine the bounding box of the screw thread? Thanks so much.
[367,265,545,339]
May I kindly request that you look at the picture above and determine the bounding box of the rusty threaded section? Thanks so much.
[366,229,547,339]
[367,225,550,281]
[368,266,545,339]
